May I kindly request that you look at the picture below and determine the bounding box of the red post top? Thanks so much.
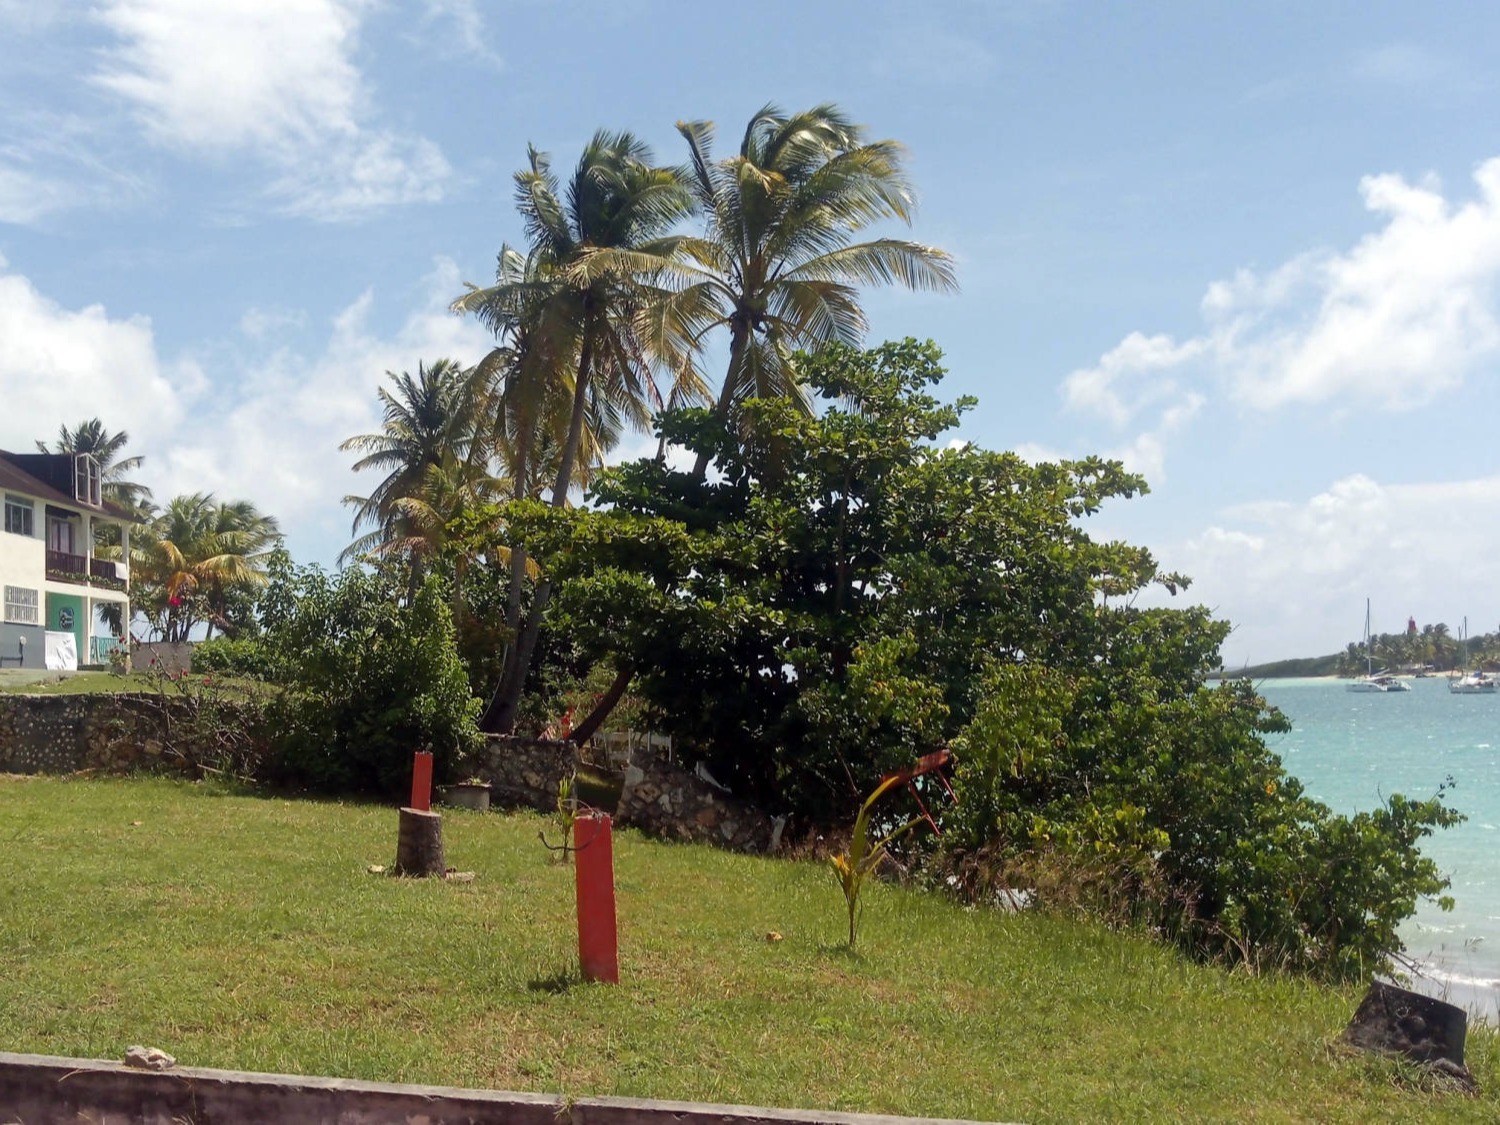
[410,750,434,812]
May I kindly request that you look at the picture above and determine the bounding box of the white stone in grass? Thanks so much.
[124,1045,176,1071]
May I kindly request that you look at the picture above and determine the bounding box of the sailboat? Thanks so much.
[1448,617,1497,695]
[1347,599,1411,693]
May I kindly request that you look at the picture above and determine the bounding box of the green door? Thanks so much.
[45,592,85,663]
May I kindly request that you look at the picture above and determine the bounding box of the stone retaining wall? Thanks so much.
[472,733,576,810]
[0,692,255,777]
[474,734,777,852]
[617,747,775,852]
[0,696,777,854]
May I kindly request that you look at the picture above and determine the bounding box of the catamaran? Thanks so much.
[1449,617,1497,694]
[1347,599,1411,693]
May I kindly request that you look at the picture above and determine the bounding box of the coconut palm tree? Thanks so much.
[134,493,281,642]
[340,358,488,567]
[454,134,700,507]
[644,104,957,473]
[452,131,701,733]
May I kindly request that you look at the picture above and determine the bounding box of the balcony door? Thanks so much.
[47,514,76,556]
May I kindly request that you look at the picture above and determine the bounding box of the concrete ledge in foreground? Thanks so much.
[0,1051,1011,1125]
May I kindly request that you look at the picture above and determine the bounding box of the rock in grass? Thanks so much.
[124,1045,176,1071]
[1342,980,1477,1093]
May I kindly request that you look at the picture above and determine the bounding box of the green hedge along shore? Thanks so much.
[1,776,1496,1123]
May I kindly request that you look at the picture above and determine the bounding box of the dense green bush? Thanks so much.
[947,657,1461,981]
[510,338,1460,981]
[255,559,481,796]
[191,636,274,679]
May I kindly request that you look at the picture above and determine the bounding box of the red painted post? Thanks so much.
[574,812,619,983]
[410,750,433,812]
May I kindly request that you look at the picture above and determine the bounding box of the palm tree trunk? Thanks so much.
[485,337,594,735]
[691,320,751,479]
[482,421,536,731]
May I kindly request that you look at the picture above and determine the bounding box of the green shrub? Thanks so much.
[255,559,482,797]
[946,661,1461,981]
[191,636,274,679]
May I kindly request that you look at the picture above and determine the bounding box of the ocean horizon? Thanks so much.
[1260,675,1500,1021]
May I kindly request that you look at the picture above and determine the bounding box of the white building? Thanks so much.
[0,452,133,670]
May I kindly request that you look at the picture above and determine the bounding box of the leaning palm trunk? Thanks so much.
[568,663,636,746]
[483,339,594,734]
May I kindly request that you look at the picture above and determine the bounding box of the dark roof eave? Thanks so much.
[0,452,142,521]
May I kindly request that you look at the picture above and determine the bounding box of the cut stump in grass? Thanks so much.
[1342,980,1478,1092]
[394,806,445,877]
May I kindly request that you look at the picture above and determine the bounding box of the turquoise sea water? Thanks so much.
[1260,676,1500,1017]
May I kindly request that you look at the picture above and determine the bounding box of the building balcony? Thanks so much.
[89,558,129,590]
[46,549,89,585]
[45,551,130,592]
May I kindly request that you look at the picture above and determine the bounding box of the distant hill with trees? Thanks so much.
[1212,653,1343,680]
[1213,620,1500,680]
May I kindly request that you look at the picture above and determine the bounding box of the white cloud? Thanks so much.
[419,0,502,68]
[0,164,69,226]
[1157,473,1500,666]
[91,0,451,219]
[0,1,64,34]
[1067,157,1500,430]
[271,131,451,220]
[0,261,196,453]
[1106,392,1204,484]
[1010,440,1065,465]
[0,114,152,227]
[0,256,496,563]
[154,259,494,557]
[1063,331,1206,427]
[239,306,307,340]
[1014,391,1202,486]
[94,0,362,152]
[1350,44,1450,87]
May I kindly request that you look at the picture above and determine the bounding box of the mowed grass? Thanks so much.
[0,671,159,694]
[1,777,1496,1123]
[0,671,268,697]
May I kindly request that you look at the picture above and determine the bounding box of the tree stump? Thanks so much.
[1343,980,1477,1091]
[394,806,446,877]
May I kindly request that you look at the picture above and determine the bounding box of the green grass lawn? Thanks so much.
[0,670,160,694]
[0,669,265,698]
[0,776,1494,1123]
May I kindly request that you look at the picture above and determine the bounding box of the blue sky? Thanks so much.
[4,1,1500,665]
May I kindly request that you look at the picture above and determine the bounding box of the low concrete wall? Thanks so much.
[0,621,43,669]
[133,640,195,674]
[0,1052,998,1125]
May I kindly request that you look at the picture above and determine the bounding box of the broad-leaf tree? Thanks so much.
[510,338,1459,981]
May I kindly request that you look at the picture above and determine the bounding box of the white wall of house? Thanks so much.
[4,486,131,667]
[1,495,46,667]
[0,499,45,578]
